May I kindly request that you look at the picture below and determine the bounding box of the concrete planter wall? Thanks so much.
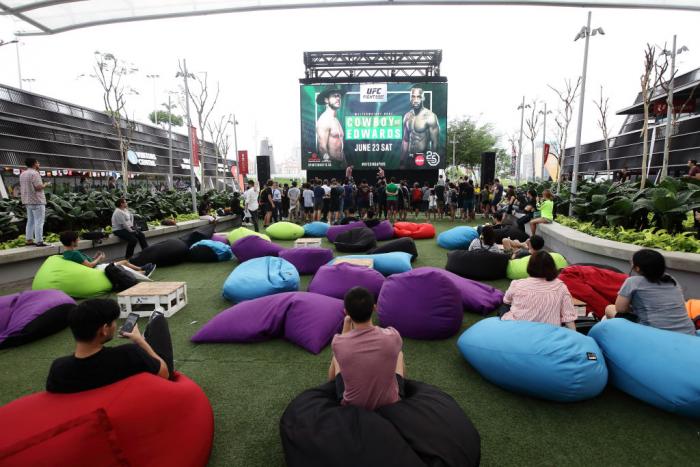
[0,216,239,287]
[539,222,700,300]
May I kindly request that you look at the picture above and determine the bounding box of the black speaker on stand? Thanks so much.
[257,156,271,186]
[480,152,496,188]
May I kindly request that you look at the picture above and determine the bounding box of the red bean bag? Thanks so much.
[393,222,436,240]
[558,265,628,319]
[0,373,213,467]
[687,300,700,330]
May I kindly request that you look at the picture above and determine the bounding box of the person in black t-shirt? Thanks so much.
[434,183,445,219]
[46,299,172,394]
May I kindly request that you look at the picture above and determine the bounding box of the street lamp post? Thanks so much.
[570,11,605,215]
[176,61,197,213]
[517,97,531,186]
[539,104,552,181]
[660,36,689,179]
[146,74,160,125]
[232,114,240,191]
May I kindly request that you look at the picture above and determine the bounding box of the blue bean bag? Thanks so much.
[303,222,330,238]
[457,318,608,402]
[189,240,233,262]
[589,319,700,417]
[329,252,412,276]
[437,226,479,250]
[222,257,300,303]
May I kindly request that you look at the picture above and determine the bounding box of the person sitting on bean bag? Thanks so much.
[60,231,155,277]
[468,225,501,253]
[501,234,544,259]
[604,249,695,335]
[46,299,173,393]
[363,210,380,229]
[328,287,405,411]
[340,207,360,225]
[500,251,577,331]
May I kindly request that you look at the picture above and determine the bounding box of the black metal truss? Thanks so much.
[303,50,442,80]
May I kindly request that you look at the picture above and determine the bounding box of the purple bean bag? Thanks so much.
[231,235,286,263]
[370,220,395,241]
[421,267,504,315]
[308,263,385,301]
[378,268,463,339]
[279,248,334,275]
[0,290,76,349]
[211,233,229,245]
[326,221,365,243]
[191,292,343,354]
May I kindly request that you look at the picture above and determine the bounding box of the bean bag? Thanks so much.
[308,263,385,301]
[211,232,229,244]
[326,221,365,243]
[591,320,700,416]
[393,222,436,240]
[129,239,190,268]
[437,226,479,249]
[506,252,568,280]
[370,220,395,241]
[189,239,233,262]
[329,252,413,276]
[192,292,343,354]
[378,268,462,339]
[32,256,112,299]
[304,221,330,238]
[458,318,608,402]
[369,237,418,261]
[687,300,700,330]
[227,226,270,244]
[445,249,509,281]
[573,262,624,274]
[231,235,286,263]
[0,373,213,466]
[266,221,305,240]
[0,290,76,349]
[559,266,628,319]
[421,267,503,315]
[179,223,215,247]
[280,379,480,467]
[334,227,377,253]
[222,256,299,303]
[279,248,334,275]
[494,225,529,244]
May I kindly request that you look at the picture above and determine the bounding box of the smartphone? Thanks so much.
[119,313,139,336]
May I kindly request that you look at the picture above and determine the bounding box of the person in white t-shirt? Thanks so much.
[302,183,315,223]
[243,180,260,232]
[287,181,301,222]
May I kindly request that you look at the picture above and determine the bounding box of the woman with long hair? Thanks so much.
[468,225,501,253]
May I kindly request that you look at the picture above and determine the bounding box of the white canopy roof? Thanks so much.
[2,0,699,36]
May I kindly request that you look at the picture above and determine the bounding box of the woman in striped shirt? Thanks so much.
[501,251,577,330]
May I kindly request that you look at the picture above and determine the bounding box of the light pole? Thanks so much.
[21,78,35,91]
[570,11,604,215]
[146,74,160,125]
[163,93,178,190]
[176,61,197,213]
[232,115,240,191]
[539,104,552,181]
[660,36,689,179]
[517,97,531,186]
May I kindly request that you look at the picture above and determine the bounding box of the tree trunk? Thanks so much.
[640,107,649,189]
[556,129,568,194]
[531,140,536,181]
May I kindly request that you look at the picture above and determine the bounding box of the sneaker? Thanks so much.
[143,263,156,277]
[34,242,49,247]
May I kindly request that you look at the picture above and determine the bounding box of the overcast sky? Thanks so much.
[1,5,699,168]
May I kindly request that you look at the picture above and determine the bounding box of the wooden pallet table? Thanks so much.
[333,258,374,268]
[294,238,323,248]
[117,282,187,318]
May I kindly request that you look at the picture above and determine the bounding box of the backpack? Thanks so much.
[412,188,422,202]
[105,263,138,292]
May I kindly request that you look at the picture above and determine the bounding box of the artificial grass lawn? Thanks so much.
[1,218,698,466]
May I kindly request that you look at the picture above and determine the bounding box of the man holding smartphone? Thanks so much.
[46,299,173,393]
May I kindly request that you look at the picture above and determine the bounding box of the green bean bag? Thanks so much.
[506,252,568,280]
[227,227,271,244]
[32,256,112,298]
[266,222,305,240]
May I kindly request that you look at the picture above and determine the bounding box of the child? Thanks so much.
[428,188,437,221]
[60,231,155,276]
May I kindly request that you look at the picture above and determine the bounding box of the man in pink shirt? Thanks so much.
[328,287,405,411]
[19,157,50,247]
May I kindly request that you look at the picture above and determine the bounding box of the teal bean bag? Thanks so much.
[227,227,270,244]
[222,256,300,303]
[304,222,330,237]
[189,240,233,262]
[329,252,413,276]
[506,252,568,280]
[437,226,479,250]
[266,222,305,240]
[32,255,112,299]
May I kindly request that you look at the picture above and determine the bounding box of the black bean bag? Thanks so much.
[280,380,480,467]
[130,239,190,267]
[494,226,529,244]
[179,224,216,247]
[188,245,219,263]
[369,237,418,262]
[445,249,509,281]
[334,227,377,253]
[573,262,624,274]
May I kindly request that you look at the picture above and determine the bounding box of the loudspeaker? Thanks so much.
[480,152,496,188]
[257,156,270,186]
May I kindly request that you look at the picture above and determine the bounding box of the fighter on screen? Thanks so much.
[400,87,440,169]
[316,88,345,165]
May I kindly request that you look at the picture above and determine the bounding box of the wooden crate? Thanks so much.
[117,282,187,318]
[572,298,588,317]
[294,238,323,248]
[334,258,374,268]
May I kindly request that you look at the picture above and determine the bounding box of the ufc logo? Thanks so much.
[366,88,382,94]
